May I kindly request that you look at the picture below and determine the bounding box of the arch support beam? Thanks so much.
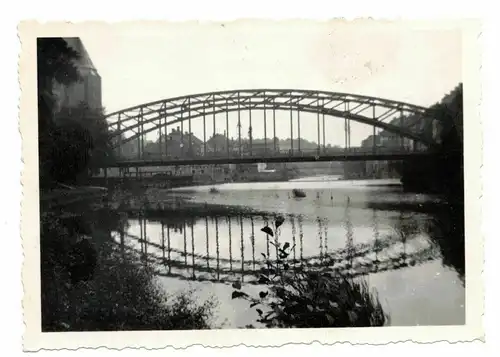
[105,89,440,152]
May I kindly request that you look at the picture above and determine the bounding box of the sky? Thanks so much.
[80,21,462,147]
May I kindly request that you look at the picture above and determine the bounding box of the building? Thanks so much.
[165,127,203,157]
[52,37,102,113]
[439,83,463,143]
[239,140,281,156]
[206,133,233,154]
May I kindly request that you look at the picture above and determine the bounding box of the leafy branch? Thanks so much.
[231,215,389,328]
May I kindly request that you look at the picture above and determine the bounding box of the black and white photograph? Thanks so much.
[20,20,483,349]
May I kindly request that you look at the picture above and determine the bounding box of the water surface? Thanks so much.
[109,176,465,327]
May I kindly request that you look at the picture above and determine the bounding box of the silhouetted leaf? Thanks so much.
[347,310,358,322]
[259,291,269,299]
[282,242,290,250]
[325,314,335,325]
[261,226,274,236]
[232,281,241,290]
[258,275,270,284]
[275,287,286,299]
[256,308,263,316]
[232,291,249,299]
[250,302,260,308]
[275,216,285,229]
[279,252,289,259]
[329,301,339,308]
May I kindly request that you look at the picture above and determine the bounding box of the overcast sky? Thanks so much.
[80,21,462,146]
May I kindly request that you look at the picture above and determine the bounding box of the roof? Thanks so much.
[63,37,99,75]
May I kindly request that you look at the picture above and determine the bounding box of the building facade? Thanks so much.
[52,37,102,113]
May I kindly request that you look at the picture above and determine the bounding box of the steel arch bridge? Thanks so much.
[105,89,441,165]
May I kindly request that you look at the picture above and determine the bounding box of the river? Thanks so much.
[104,175,465,328]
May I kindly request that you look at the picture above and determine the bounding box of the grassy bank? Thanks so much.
[40,210,219,331]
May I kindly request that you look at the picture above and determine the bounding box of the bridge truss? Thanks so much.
[105,89,441,163]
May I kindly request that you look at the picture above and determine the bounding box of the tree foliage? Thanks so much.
[37,38,81,133]
[399,84,463,199]
[56,104,117,173]
[40,210,218,331]
[37,38,114,187]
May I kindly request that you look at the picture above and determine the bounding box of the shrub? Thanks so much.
[231,216,389,328]
[40,212,218,331]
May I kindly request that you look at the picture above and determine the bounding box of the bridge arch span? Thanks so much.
[105,89,440,150]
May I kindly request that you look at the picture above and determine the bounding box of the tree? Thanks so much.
[38,38,82,187]
[56,103,117,175]
[37,38,81,132]
[388,83,464,195]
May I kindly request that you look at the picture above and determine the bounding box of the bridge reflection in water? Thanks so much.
[111,207,440,286]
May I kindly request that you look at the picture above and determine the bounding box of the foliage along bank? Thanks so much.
[399,84,463,201]
[38,38,218,331]
[37,38,116,189]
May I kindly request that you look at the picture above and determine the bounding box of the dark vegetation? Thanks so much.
[399,84,465,279]
[38,38,217,331]
[399,84,463,200]
[37,38,115,189]
[352,84,465,280]
[40,211,218,331]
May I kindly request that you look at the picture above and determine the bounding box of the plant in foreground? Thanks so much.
[232,216,389,328]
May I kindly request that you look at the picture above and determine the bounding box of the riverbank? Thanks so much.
[41,175,466,329]
[40,191,220,331]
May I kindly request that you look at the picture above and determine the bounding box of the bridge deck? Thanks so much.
[102,152,435,168]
